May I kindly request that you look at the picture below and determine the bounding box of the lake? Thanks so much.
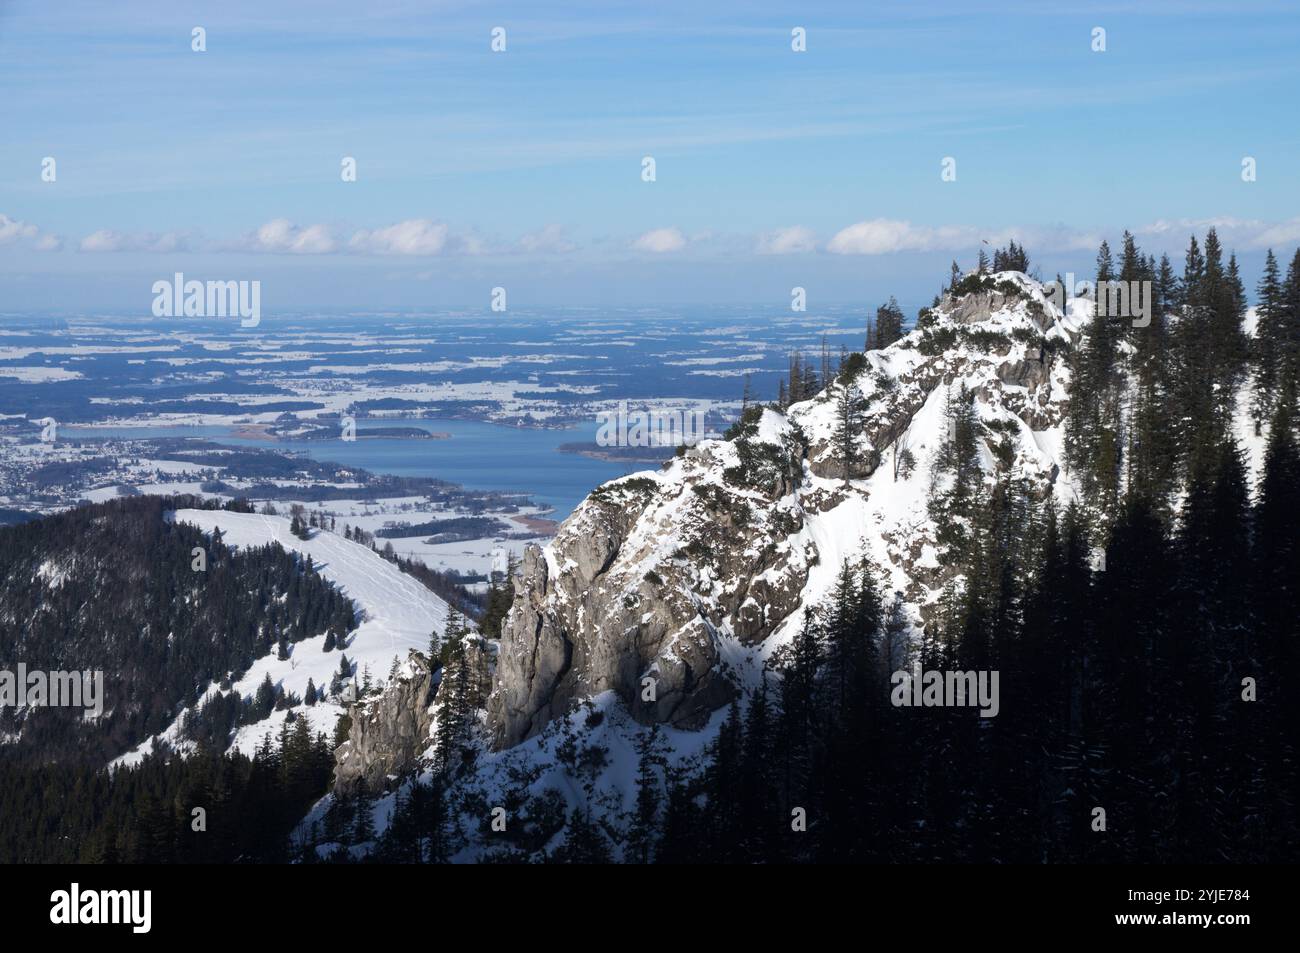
[63,419,653,518]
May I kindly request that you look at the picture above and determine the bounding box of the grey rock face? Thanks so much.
[333,650,436,795]
[489,434,813,749]
[332,638,497,794]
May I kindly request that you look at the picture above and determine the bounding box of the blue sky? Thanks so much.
[1,0,1298,312]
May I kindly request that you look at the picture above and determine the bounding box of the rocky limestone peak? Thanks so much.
[487,272,1082,749]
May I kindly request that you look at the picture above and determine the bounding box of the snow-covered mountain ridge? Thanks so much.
[489,272,1087,748]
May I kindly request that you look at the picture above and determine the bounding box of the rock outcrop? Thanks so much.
[333,651,436,795]
[333,636,497,793]
[487,272,1080,749]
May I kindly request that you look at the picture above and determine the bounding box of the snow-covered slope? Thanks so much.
[115,510,454,766]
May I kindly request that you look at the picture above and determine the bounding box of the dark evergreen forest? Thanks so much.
[0,495,355,764]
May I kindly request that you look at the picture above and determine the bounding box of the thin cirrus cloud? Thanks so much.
[0,212,61,251]
[631,227,687,253]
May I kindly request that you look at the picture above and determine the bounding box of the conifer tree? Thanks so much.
[1254,249,1285,422]
[832,379,865,486]
[626,726,666,864]
[737,677,781,862]
[656,774,706,864]
[551,807,612,864]
[703,701,745,861]
[1281,250,1300,394]
[434,622,473,777]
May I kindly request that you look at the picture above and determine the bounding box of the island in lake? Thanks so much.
[557,441,676,464]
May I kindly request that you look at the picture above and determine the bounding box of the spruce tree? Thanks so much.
[831,379,865,486]
[1281,250,1300,394]
[626,726,666,864]
[1254,249,1285,422]
[703,701,745,861]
